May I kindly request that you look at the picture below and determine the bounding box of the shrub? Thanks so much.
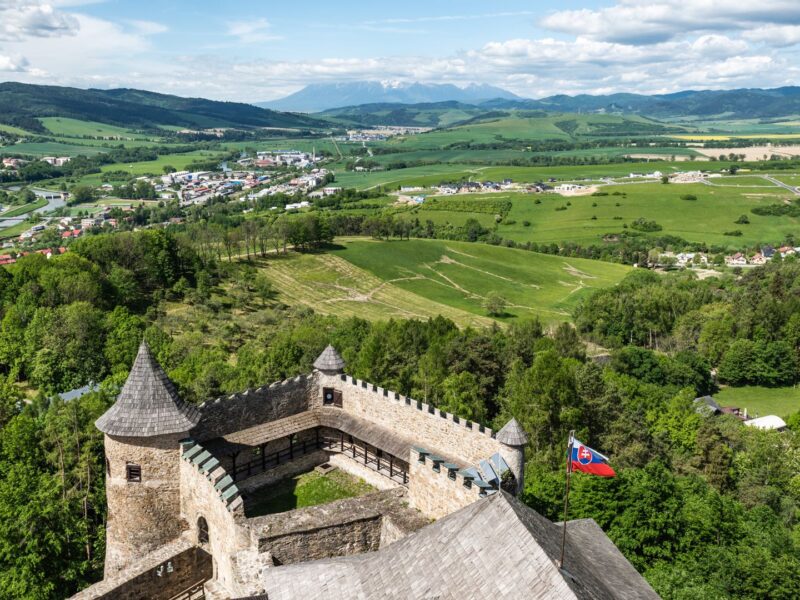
[735,215,750,225]
[680,194,697,201]
[522,220,531,227]
[630,218,663,232]
[723,230,743,237]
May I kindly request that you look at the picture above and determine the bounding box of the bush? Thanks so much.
[680,194,697,201]
[724,230,743,237]
[735,215,750,225]
[630,218,663,232]
[522,220,531,227]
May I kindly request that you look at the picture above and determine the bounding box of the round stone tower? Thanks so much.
[96,341,201,576]
[496,418,529,495]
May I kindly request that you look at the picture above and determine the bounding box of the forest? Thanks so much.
[0,230,797,598]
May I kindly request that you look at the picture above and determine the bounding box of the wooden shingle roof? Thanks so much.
[256,491,660,599]
[96,341,201,437]
[313,345,345,372]
[496,417,529,446]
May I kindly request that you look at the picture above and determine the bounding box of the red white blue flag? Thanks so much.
[569,436,616,477]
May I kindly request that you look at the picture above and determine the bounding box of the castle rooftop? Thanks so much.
[96,341,201,437]
[313,345,345,372]
[496,417,529,446]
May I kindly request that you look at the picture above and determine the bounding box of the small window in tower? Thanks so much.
[105,458,111,476]
[323,387,334,405]
[126,464,141,482]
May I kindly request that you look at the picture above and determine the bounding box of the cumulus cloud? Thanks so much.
[0,1,79,42]
[542,0,800,45]
[0,54,29,72]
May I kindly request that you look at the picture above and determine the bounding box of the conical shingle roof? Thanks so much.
[96,341,201,437]
[496,417,529,446]
[313,345,346,373]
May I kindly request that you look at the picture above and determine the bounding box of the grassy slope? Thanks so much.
[715,386,800,418]
[260,253,494,327]
[0,198,48,217]
[331,238,630,323]
[40,117,154,139]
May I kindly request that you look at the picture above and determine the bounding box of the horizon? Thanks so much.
[1,1,800,102]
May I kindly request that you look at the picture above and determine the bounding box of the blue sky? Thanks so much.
[2,1,800,102]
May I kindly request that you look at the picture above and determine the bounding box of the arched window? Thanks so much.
[197,516,209,545]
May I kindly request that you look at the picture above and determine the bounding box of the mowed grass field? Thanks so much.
[39,117,155,139]
[258,252,495,328]
[401,180,797,247]
[715,386,800,418]
[333,161,711,191]
[330,238,630,323]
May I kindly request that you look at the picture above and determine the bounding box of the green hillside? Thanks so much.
[0,82,327,133]
[330,238,630,323]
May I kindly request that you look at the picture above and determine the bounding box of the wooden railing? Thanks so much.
[229,427,408,485]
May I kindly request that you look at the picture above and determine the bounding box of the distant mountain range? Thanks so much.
[0,82,327,133]
[493,87,800,119]
[315,85,800,127]
[257,81,522,113]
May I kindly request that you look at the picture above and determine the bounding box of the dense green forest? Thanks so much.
[0,231,797,598]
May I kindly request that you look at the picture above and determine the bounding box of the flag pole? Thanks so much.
[559,430,575,569]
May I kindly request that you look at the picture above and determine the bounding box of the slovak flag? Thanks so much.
[570,436,616,477]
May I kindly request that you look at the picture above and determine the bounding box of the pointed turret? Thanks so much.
[496,418,529,447]
[96,341,201,437]
[496,418,528,495]
[313,345,346,374]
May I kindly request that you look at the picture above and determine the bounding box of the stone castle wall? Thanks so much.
[179,450,250,594]
[71,539,211,600]
[408,448,485,519]
[317,372,502,466]
[103,433,188,576]
[194,375,313,441]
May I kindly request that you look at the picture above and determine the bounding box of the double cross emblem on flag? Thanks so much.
[569,434,616,477]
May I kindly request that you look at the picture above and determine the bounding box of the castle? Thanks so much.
[71,342,658,599]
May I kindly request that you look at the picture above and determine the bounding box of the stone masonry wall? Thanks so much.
[194,375,313,441]
[179,457,250,594]
[103,433,188,576]
[71,540,211,600]
[408,448,484,520]
[317,371,502,466]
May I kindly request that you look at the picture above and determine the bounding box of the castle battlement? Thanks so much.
[73,342,658,600]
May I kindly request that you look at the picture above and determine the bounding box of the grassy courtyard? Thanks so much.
[245,469,375,517]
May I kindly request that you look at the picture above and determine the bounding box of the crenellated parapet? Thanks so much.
[180,439,243,515]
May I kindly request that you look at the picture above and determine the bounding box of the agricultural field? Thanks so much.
[0,123,33,136]
[39,117,156,140]
[407,181,798,247]
[2,140,113,157]
[258,252,494,327]
[330,238,630,323]
[715,385,800,418]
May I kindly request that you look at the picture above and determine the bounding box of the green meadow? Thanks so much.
[40,117,156,140]
[715,385,800,418]
[330,238,630,323]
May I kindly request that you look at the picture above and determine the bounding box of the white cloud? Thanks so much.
[743,25,800,47]
[0,54,29,72]
[542,0,800,45]
[0,1,79,41]
[226,18,280,43]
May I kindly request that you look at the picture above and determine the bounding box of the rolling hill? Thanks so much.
[0,82,328,133]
